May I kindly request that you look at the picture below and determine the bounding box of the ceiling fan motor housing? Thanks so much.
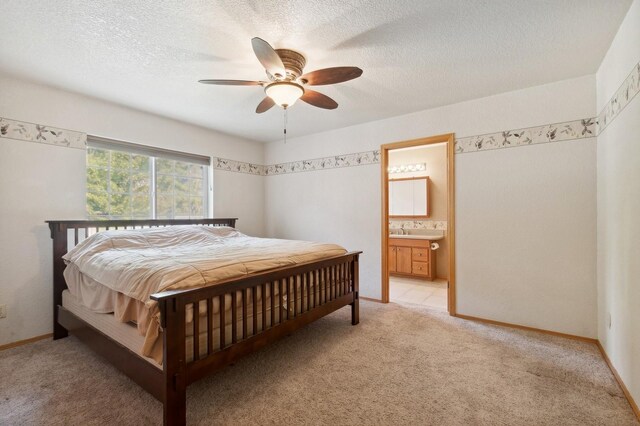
[275,49,306,79]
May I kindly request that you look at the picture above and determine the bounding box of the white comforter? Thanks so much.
[63,225,347,303]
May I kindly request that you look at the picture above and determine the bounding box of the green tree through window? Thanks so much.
[87,146,208,220]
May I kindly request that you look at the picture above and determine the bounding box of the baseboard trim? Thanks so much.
[0,333,52,351]
[361,296,384,303]
[454,314,597,343]
[596,341,640,421]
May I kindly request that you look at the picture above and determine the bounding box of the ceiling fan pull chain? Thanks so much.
[283,107,288,144]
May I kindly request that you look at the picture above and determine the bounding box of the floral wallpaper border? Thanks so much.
[211,157,265,175]
[454,117,596,154]
[265,150,380,176]
[261,117,598,175]
[596,61,640,135]
[0,117,86,149]
[389,220,447,231]
[2,61,637,175]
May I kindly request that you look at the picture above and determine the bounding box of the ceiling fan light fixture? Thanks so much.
[265,82,304,108]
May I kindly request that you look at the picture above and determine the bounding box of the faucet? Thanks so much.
[400,224,407,235]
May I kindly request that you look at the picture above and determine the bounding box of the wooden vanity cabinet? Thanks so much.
[388,238,435,280]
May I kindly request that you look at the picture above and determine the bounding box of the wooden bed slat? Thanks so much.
[308,271,313,310]
[220,295,226,350]
[315,269,319,307]
[270,281,275,328]
[294,273,299,317]
[302,273,307,312]
[242,288,248,339]
[344,263,351,293]
[261,283,267,331]
[287,277,292,320]
[344,263,348,294]
[193,302,200,360]
[252,286,258,335]
[207,298,214,356]
[277,280,282,323]
[334,265,338,298]
[231,291,237,344]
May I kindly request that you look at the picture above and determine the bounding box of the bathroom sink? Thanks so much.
[389,234,443,241]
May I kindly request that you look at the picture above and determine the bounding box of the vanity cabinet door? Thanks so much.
[388,246,397,272]
[396,247,412,274]
[412,261,430,276]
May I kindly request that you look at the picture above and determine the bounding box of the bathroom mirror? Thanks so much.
[389,177,430,218]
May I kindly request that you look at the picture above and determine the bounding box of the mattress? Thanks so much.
[62,290,159,368]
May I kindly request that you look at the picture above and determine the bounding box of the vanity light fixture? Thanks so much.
[387,163,426,174]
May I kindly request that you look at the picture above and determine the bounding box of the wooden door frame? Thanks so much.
[381,133,456,315]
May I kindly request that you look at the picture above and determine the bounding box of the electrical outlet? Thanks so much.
[0,305,6,319]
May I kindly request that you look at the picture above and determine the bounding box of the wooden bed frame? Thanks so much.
[47,218,361,425]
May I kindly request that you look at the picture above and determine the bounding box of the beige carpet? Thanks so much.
[0,301,637,425]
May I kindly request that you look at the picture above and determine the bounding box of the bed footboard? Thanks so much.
[152,252,361,426]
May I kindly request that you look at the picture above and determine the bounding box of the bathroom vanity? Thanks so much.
[388,236,436,280]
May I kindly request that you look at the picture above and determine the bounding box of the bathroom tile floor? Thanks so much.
[389,276,448,310]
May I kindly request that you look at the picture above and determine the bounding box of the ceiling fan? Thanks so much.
[198,37,363,113]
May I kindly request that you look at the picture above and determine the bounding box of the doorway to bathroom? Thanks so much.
[381,134,456,314]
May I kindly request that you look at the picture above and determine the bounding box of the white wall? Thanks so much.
[457,139,596,336]
[0,73,265,345]
[266,74,598,338]
[596,0,640,408]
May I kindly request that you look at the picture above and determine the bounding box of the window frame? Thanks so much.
[86,136,212,220]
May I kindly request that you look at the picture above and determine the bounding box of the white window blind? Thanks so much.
[86,136,211,220]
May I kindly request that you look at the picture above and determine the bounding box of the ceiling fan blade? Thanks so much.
[251,37,286,79]
[300,90,338,110]
[299,67,363,86]
[198,79,264,86]
[256,97,276,113]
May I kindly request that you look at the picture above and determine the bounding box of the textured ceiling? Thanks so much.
[0,1,632,142]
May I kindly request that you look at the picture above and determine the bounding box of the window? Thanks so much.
[86,137,210,220]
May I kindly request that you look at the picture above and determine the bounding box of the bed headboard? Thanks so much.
[47,218,237,243]
[45,218,237,339]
